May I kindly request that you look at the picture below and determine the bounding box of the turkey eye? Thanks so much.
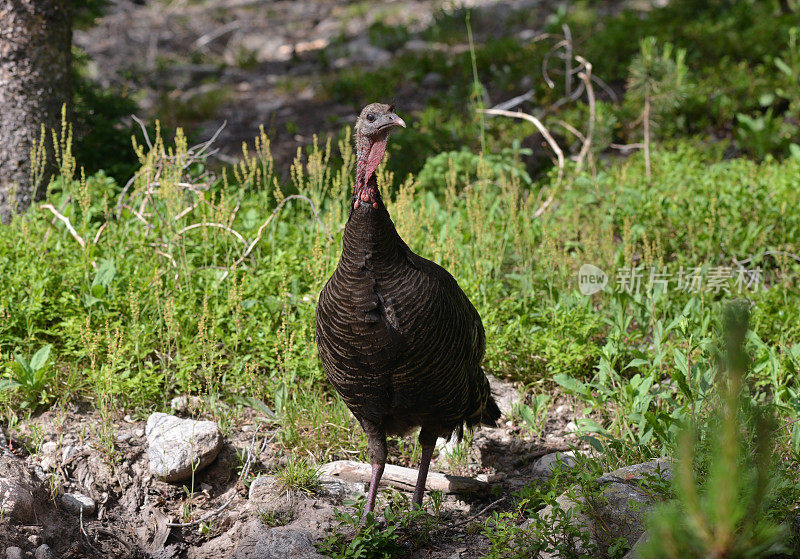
[366,114,375,122]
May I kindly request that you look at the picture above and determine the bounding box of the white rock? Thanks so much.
[146,412,222,482]
[170,395,203,414]
[487,374,522,418]
[34,544,54,559]
[41,441,58,456]
[317,474,366,502]
[5,547,23,559]
[61,492,96,515]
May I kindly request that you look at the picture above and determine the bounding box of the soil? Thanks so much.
[73,0,562,169]
[1,388,587,557]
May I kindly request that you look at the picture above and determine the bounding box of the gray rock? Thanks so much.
[537,459,671,557]
[169,395,203,415]
[0,453,39,522]
[27,535,41,546]
[487,374,522,418]
[232,521,324,559]
[317,474,366,502]
[146,413,222,482]
[34,544,54,559]
[61,492,96,515]
[5,547,23,559]
[532,451,578,478]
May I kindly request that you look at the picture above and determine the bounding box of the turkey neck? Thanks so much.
[343,131,403,268]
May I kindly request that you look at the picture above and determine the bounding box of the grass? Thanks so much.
[3,1,800,556]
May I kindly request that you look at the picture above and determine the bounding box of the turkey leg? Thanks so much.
[412,428,437,508]
[365,462,385,514]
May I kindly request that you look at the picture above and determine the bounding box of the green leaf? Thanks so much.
[517,403,536,429]
[774,57,793,77]
[29,345,52,373]
[91,284,106,298]
[576,417,607,434]
[92,258,116,288]
[12,352,32,377]
[0,378,21,391]
[553,374,590,397]
[625,358,650,370]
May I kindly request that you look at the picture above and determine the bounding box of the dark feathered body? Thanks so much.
[314,103,499,511]
[316,191,498,440]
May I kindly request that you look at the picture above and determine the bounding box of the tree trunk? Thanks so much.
[0,0,72,223]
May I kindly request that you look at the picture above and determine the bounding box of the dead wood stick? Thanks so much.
[318,460,489,495]
[41,203,85,248]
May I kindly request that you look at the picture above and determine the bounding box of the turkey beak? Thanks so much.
[382,114,405,131]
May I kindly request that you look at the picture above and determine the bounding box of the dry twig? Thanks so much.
[41,203,86,248]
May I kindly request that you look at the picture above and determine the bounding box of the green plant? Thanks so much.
[1,345,55,410]
[735,108,792,160]
[626,36,688,178]
[516,393,550,435]
[641,302,789,558]
[276,455,320,493]
[319,496,432,558]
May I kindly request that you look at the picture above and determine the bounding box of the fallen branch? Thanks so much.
[174,222,248,247]
[318,460,489,496]
[480,108,564,185]
[41,204,85,248]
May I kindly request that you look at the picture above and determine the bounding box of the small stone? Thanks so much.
[317,475,365,502]
[61,492,96,515]
[61,445,77,462]
[116,432,132,443]
[5,547,23,559]
[146,413,222,482]
[34,545,54,559]
[123,414,135,423]
[170,395,203,414]
[565,421,578,432]
[26,534,40,546]
[532,452,578,478]
[487,375,522,418]
[134,429,144,437]
[41,441,57,456]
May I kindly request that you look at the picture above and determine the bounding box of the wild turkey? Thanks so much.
[315,103,501,513]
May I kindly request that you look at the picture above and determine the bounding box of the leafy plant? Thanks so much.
[320,496,431,558]
[641,302,789,558]
[1,345,55,409]
[735,109,791,160]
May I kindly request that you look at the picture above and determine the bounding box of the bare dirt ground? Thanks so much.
[74,0,556,168]
[1,383,587,557]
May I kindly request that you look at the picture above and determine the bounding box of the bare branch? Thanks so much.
[480,108,564,185]
[41,204,86,248]
[575,58,596,173]
[131,115,153,151]
[174,222,248,247]
[93,222,108,245]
